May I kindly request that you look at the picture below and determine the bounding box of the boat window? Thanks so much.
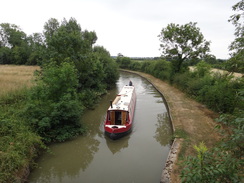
[107,111,110,121]
[115,111,122,125]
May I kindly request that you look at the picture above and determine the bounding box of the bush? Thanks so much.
[129,61,142,71]
[116,56,131,69]
[181,143,242,183]
[152,60,171,80]
[194,61,211,77]
[0,92,43,182]
[25,62,84,143]
[186,75,214,97]
[173,72,191,92]
[197,74,239,113]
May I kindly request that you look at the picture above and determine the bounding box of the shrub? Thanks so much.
[152,60,171,80]
[129,61,142,71]
[140,61,151,72]
[186,75,214,97]
[172,72,191,92]
[25,62,84,143]
[216,111,244,159]
[197,74,239,113]
[198,82,237,113]
[0,96,43,182]
[194,61,211,77]
[181,143,242,183]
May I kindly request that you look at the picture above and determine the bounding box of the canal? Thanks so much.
[28,71,173,183]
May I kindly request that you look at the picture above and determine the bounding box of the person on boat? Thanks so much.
[129,80,133,86]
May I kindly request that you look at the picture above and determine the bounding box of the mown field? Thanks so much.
[189,66,243,79]
[0,65,39,97]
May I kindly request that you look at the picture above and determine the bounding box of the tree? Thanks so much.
[93,46,119,89]
[0,23,31,64]
[26,62,83,143]
[26,33,45,65]
[158,22,211,72]
[226,0,244,73]
[42,17,118,106]
[0,23,27,48]
[116,54,131,69]
[43,18,60,42]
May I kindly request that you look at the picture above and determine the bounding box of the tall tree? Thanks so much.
[43,18,60,42]
[26,33,45,65]
[158,22,211,72]
[0,23,30,64]
[42,17,117,94]
[93,46,119,89]
[227,0,244,73]
[0,23,26,48]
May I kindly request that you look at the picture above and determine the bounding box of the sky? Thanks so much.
[0,0,239,59]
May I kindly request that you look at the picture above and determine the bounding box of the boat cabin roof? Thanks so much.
[109,86,135,111]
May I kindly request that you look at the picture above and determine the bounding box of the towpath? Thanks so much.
[122,70,221,183]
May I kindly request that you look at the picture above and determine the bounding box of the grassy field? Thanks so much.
[189,66,243,78]
[0,65,43,182]
[0,65,39,97]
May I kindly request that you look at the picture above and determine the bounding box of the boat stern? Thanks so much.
[104,125,131,140]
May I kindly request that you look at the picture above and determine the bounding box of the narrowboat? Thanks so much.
[104,82,136,140]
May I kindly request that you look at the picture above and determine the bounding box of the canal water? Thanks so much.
[28,72,173,183]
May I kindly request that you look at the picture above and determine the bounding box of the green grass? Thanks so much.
[0,89,44,182]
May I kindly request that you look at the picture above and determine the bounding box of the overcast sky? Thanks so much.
[1,0,239,59]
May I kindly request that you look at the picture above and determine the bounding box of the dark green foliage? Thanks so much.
[25,62,84,143]
[228,0,244,73]
[116,56,132,69]
[0,46,12,64]
[181,143,242,183]
[216,110,244,159]
[93,46,119,89]
[194,61,211,77]
[186,75,214,97]
[172,72,191,91]
[0,91,44,183]
[0,23,34,65]
[225,51,244,73]
[198,77,238,113]
[43,18,118,94]
[158,22,211,72]
[149,60,171,80]
[129,61,142,71]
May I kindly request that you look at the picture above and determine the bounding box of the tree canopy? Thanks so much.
[158,22,211,72]
[226,0,244,73]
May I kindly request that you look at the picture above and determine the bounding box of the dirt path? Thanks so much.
[122,70,221,182]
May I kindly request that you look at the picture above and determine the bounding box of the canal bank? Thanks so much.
[121,69,221,183]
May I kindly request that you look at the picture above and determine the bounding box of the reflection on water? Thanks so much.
[29,72,173,183]
[105,135,130,154]
[154,113,172,146]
